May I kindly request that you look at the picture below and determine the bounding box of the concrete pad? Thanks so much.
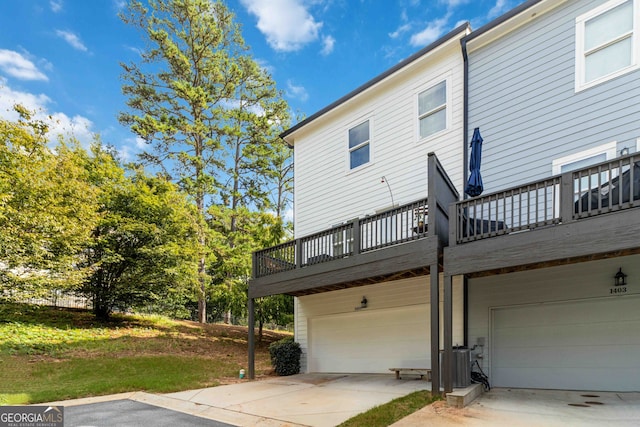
[391,388,640,426]
[169,374,431,427]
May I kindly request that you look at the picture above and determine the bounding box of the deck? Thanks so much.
[445,153,640,276]
[249,153,459,299]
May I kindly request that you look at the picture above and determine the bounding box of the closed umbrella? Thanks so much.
[465,127,484,197]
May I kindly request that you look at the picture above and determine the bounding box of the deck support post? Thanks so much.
[248,297,255,379]
[443,274,454,393]
[430,264,440,396]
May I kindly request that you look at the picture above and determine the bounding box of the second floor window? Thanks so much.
[349,120,370,169]
[418,80,446,139]
[576,0,638,90]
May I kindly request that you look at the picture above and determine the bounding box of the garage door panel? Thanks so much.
[492,296,640,391]
[495,321,640,347]
[309,305,429,373]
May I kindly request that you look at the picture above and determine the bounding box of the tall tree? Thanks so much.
[80,145,199,320]
[119,0,289,323]
[0,106,98,296]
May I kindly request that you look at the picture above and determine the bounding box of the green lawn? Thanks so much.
[338,390,441,427]
[0,302,286,405]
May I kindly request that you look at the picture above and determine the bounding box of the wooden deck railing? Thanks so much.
[253,197,428,278]
[453,153,640,244]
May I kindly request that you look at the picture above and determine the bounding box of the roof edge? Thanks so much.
[280,21,471,141]
[461,0,545,45]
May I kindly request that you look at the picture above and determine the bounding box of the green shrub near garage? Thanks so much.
[269,336,301,376]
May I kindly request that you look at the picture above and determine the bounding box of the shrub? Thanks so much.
[269,336,301,376]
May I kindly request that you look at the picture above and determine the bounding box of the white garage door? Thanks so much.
[492,296,640,391]
[308,305,429,373]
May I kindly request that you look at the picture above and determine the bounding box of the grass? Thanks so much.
[0,302,289,405]
[338,390,441,427]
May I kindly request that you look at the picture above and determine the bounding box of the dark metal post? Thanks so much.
[430,264,440,396]
[559,172,574,223]
[351,218,361,255]
[248,297,255,379]
[443,274,453,393]
[295,239,303,268]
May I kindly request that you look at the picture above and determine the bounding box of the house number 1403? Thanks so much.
[610,287,627,294]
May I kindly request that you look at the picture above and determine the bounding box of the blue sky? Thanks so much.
[0,0,522,161]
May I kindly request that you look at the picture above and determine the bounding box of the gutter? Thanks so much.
[461,37,469,199]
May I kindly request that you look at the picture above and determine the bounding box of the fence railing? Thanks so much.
[253,197,429,278]
[454,154,640,244]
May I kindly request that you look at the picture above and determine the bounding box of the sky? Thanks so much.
[0,0,523,162]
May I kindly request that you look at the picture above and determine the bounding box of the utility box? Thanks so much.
[453,348,471,387]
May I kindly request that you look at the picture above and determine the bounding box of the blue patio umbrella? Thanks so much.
[465,127,484,197]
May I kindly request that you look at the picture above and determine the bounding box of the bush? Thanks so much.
[269,336,301,376]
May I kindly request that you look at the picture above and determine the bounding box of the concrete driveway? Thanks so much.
[392,388,640,426]
[46,376,640,426]
[48,374,430,427]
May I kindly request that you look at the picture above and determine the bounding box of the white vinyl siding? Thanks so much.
[467,0,640,194]
[575,0,639,91]
[293,34,465,237]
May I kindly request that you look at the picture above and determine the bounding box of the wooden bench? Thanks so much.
[389,368,432,381]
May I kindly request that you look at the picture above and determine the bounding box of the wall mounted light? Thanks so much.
[360,296,368,309]
[614,267,627,287]
[620,147,630,156]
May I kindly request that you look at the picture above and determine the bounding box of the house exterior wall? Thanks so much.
[467,0,640,193]
[467,255,640,389]
[295,275,464,373]
[291,34,466,238]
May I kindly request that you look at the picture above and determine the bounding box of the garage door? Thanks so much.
[308,305,429,373]
[492,296,640,391]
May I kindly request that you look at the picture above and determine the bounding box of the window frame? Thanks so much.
[346,117,373,172]
[415,75,451,143]
[575,0,639,92]
[552,141,618,175]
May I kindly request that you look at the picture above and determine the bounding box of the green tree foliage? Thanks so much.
[0,106,98,296]
[119,0,290,323]
[208,204,292,337]
[79,146,200,320]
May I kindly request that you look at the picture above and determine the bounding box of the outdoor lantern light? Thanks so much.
[360,296,368,309]
[614,268,627,287]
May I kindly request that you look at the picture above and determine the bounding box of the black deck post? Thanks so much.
[248,297,255,379]
[443,274,453,393]
[430,264,440,396]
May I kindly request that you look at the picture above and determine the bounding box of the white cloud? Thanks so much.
[389,23,411,39]
[320,35,335,56]
[0,49,48,81]
[488,0,510,19]
[286,80,308,102]
[0,82,95,146]
[113,0,127,11]
[409,15,449,47]
[240,0,322,52]
[55,30,88,52]
[440,0,469,7]
[50,0,63,12]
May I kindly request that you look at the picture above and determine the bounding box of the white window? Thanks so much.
[552,142,618,209]
[575,0,639,91]
[552,142,617,175]
[348,120,370,170]
[418,80,447,139]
